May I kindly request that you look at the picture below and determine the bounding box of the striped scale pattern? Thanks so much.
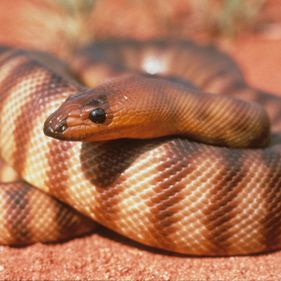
[0,41,281,255]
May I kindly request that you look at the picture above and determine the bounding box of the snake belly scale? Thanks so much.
[0,40,280,256]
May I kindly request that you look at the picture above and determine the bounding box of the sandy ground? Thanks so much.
[1,228,281,280]
[0,36,280,280]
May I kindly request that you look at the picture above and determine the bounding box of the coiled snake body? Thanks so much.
[0,40,281,256]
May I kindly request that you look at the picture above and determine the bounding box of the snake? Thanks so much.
[0,39,281,256]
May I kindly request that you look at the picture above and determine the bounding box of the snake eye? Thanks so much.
[89,108,106,124]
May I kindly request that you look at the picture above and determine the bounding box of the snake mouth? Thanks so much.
[43,112,68,139]
[44,110,91,141]
[43,98,86,140]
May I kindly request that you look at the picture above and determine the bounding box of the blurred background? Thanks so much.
[0,0,280,53]
[0,0,280,91]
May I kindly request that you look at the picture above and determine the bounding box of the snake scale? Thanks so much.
[0,40,281,256]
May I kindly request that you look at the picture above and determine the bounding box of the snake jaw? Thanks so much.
[43,111,68,139]
[44,113,88,141]
[43,101,80,139]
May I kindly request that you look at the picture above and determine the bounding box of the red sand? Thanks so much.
[0,36,280,280]
[1,228,281,280]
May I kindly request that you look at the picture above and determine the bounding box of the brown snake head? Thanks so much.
[44,88,114,141]
[44,75,166,142]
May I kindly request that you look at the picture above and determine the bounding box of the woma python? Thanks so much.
[0,40,280,256]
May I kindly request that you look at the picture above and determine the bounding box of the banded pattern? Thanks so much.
[0,40,280,255]
[0,50,97,245]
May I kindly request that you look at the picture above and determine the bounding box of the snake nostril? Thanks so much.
[55,119,67,133]
[43,116,67,137]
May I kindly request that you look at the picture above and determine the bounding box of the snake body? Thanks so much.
[0,40,281,256]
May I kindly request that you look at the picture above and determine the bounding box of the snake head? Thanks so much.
[44,75,174,142]
[43,87,116,141]
[44,75,147,141]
